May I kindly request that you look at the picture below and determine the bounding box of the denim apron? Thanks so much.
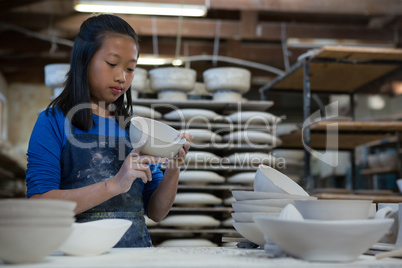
[59,133,152,247]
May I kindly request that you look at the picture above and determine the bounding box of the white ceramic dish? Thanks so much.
[235,199,295,208]
[232,202,283,213]
[231,191,317,201]
[274,123,299,136]
[144,216,158,227]
[173,193,222,206]
[159,215,220,228]
[131,67,148,92]
[212,90,243,102]
[254,164,309,196]
[129,116,186,158]
[378,151,399,169]
[225,153,277,166]
[224,196,236,205]
[179,170,225,185]
[0,225,72,264]
[222,131,282,146]
[149,67,196,92]
[158,239,217,247]
[0,199,76,218]
[164,109,224,122]
[157,89,188,101]
[44,63,70,88]
[58,219,132,256]
[185,151,221,164]
[226,172,255,185]
[203,67,251,93]
[184,129,223,143]
[294,199,373,220]
[225,111,281,124]
[188,82,210,96]
[232,222,265,247]
[397,179,402,193]
[367,154,382,169]
[132,105,162,119]
[272,149,304,161]
[253,216,394,262]
[232,212,280,222]
[0,217,75,226]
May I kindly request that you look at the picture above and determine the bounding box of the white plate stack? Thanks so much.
[0,199,76,264]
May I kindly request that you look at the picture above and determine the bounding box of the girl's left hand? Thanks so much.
[166,132,193,170]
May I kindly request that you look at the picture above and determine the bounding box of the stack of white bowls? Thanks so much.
[203,67,251,102]
[149,67,197,101]
[0,199,76,264]
[231,164,316,248]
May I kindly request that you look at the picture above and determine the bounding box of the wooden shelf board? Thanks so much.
[161,120,272,131]
[360,136,399,148]
[360,167,398,175]
[313,193,402,203]
[178,185,252,191]
[148,228,236,234]
[170,207,233,212]
[268,46,402,93]
[280,131,391,150]
[190,143,274,152]
[132,99,273,112]
[311,121,402,132]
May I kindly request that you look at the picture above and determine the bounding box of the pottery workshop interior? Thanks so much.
[1,0,402,266]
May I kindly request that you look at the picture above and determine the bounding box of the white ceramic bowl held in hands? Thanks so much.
[253,216,394,262]
[58,219,132,256]
[130,116,186,158]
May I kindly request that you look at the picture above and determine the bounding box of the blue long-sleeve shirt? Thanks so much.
[26,107,163,213]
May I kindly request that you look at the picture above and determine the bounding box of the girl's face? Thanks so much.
[88,33,138,106]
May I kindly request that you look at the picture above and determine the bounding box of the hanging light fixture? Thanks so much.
[74,1,207,17]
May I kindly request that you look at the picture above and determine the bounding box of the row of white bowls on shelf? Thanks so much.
[0,199,132,264]
[231,164,394,262]
[129,116,282,159]
[368,151,399,170]
[44,64,252,101]
[136,67,252,101]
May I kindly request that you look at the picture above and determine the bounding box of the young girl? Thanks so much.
[26,14,192,247]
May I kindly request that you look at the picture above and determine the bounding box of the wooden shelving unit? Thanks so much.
[260,46,402,191]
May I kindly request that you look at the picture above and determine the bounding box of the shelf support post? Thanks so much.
[303,59,312,192]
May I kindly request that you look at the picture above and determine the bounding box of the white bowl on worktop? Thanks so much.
[0,199,76,264]
[294,199,373,220]
[253,216,393,262]
[58,219,132,256]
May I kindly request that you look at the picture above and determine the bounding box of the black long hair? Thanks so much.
[46,14,139,130]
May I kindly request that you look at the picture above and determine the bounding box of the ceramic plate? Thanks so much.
[132,105,162,119]
[159,215,220,229]
[173,193,222,206]
[231,191,317,201]
[226,172,255,185]
[179,170,225,185]
[222,131,282,146]
[225,111,281,124]
[184,129,223,143]
[164,109,224,122]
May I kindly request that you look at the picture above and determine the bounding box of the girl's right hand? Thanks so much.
[109,148,165,194]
